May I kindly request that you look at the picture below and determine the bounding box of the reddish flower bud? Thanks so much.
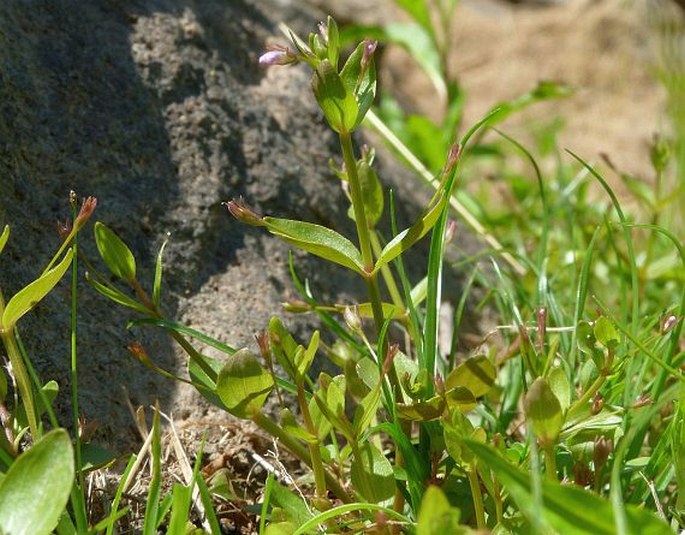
[224,198,265,226]
[73,196,97,231]
[361,39,377,70]
[594,436,613,471]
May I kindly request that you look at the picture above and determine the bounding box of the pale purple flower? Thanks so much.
[258,45,297,67]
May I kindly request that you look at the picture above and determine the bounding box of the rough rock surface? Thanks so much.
[0,0,476,449]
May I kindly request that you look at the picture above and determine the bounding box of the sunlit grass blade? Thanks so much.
[142,407,162,535]
[465,439,672,535]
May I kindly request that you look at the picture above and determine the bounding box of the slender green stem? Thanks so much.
[298,383,328,505]
[70,208,84,491]
[468,464,486,530]
[253,412,352,503]
[567,351,614,420]
[369,231,403,308]
[339,132,385,335]
[543,442,557,481]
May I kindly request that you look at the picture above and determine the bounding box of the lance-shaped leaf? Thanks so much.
[339,40,377,128]
[444,355,496,399]
[86,273,150,316]
[94,222,137,282]
[2,249,73,331]
[373,191,446,274]
[464,439,672,535]
[216,349,274,419]
[0,428,74,535]
[263,217,364,275]
[311,60,359,134]
[0,225,9,256]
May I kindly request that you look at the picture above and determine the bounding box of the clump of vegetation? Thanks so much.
[0,4,682,534]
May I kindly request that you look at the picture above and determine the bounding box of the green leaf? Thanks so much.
[152,238,168,308]
[394,0,432,34]
[464,440,672,535]
[339,41,377,127]
[94,222,137,282]
[416,486,464,535]
[1,249,73,331]
[0,225,9,256]
[216,349,274,419]
[351,442,395,503]
[167,483,192,535]
[296,331,319,379]
[269,317,300,380]
[347,161,383,228]
[373,192,446,274]
[593,316,620,350]
[398,395,445,421]
[263,217,364,274]
[281,408,317,444]
[548,367,571,413]
[0,429,74,535]
[524,377,563,444]
[385,22,445,101]
[353,373,384,438]
[86,273,150,316]
[311,60,359,133]
[268,478,314,527]
[444,355,496,398]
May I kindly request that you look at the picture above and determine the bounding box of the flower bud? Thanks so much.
[661,314,680,335]
[343,305,362,333]
[73,196,97,231]
[593,436,613,471]
[360,39,377,71]
[225,198,265,226]
[258,45,298,67]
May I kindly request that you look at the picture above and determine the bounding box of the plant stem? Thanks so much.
[339,132,385,335]
[543,442,557,481]
[298,383,328,505]
[253,412,352,503]
[468,464,486,530]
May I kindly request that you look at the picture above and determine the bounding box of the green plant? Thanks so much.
[86,15,684,535]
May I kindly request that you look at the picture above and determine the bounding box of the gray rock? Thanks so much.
[0,0,478,450]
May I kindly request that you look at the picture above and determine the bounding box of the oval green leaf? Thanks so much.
[94,221,137,282]
[350,442,395,503]
[524,377,563,444]
[0,428,74,535]
[444,355,496,398]
[263,217,364,274]
[2,249,73,331]
[216,349,273,419]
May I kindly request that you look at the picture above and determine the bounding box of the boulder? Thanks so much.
[0,0,478,449]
